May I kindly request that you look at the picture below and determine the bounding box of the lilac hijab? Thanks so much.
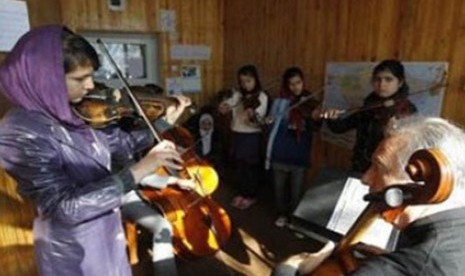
[0,25,85,127]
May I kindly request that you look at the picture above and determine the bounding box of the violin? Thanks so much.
[235,89,264,125]
[242,90,262,110]
[96,39,232,259]
[309,148,453,275]
[72,84,180,128]
[289,90,322,117]
[242,77,281,111]
[259,88,324,126]
[218,77,281,124]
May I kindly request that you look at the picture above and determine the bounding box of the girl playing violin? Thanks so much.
[218,64,269,209]
[265,67,321,228]
[0,25,187,276]
[320,59,417,173]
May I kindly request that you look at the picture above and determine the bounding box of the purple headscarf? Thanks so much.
[0,25,85,127]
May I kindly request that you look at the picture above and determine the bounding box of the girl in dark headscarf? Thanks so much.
[0,25,186,276]
[265,67,321,227]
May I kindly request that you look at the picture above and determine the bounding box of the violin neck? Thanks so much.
[97,39,163,143]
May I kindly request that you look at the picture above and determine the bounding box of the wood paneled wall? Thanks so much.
[0,171,36,276]
[60,0,224,107]
[224,0,465,169]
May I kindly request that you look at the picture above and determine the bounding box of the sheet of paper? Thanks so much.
[159,9,176,32]
[170,44,211,60]
[165,77,182,95]
[327,177,393,249]
[181,65,202,93]
[0,0,30,52]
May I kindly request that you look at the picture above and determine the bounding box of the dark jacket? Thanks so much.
[267,98,319,168]
[353,207,465,276]
[327,90,417,173]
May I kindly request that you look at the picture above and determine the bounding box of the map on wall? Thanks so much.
[321,62,448,148]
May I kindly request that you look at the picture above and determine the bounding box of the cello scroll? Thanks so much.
[308,148,453,276]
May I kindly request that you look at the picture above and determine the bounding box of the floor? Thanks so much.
[131,169,324,276]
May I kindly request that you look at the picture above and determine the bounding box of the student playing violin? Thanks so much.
[320,59,417,174]
[218,64,269,210]
[0,25,187,276]
[265,66,321,228]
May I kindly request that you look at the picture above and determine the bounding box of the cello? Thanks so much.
[308,148,453,275]
[95,39,231,259]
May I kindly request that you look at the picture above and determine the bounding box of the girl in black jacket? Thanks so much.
[321,59,417,173]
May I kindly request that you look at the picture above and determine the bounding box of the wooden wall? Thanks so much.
[60,0,225,107]
[224,0,465,170]
[0,172,37,276]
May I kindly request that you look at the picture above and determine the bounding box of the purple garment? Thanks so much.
[0,25,84,127]
[0,25,152,276]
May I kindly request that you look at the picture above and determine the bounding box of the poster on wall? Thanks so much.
[165,77,182,95]
[159,9,176,32]
[0,0,30,52]
[321,62,448,148]
[170,44,211,60]
[181,65,202,93]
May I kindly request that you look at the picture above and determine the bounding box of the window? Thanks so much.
[82,32,159,88]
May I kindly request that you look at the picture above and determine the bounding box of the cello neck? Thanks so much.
[335,203,380,252]
[334,203,385,273]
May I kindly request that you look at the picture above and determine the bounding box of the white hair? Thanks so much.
[386,116,465,191]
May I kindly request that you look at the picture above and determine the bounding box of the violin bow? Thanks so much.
[283,87,324,112]
[256,86,325,125]
[335,73,448,117]
[96,39,163,143]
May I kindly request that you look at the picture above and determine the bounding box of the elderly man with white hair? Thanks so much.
[275,116,465,276]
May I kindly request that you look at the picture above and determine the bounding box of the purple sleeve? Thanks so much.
[0,131,135,226]
[103,127,154,157]
[102,119,171,164]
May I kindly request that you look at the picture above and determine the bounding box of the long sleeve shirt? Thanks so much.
[222,89,268,133]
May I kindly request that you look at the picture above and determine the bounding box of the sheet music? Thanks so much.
[327,177,393,249]
[0,0,30,52]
